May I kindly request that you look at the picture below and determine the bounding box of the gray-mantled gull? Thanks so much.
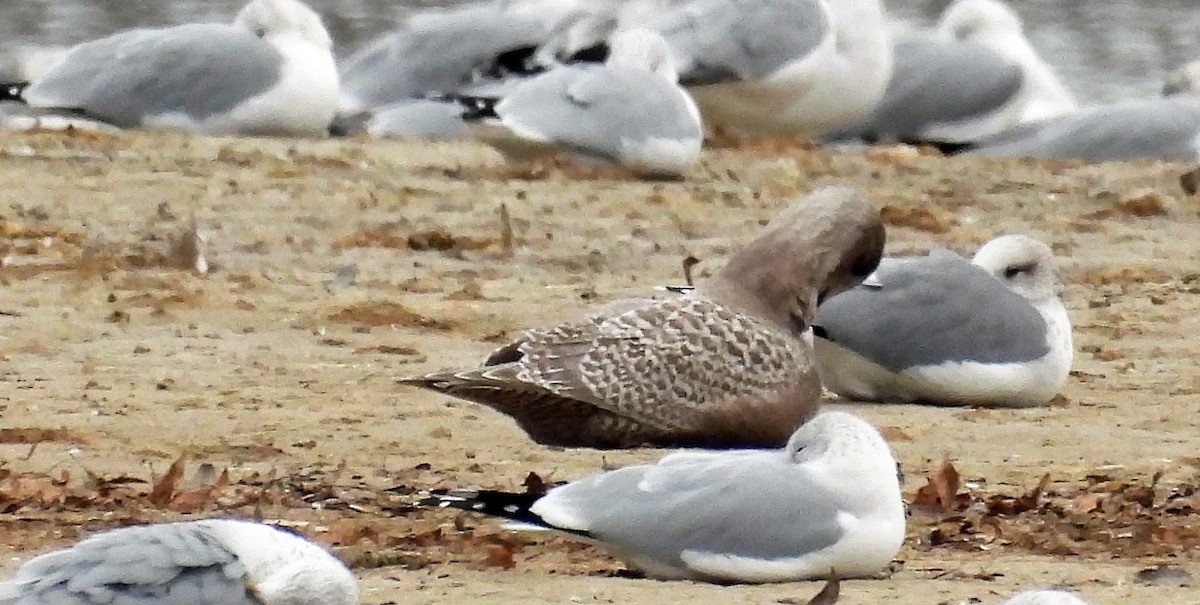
[812,234,1072,407]
[14,0,338,136]
[0,519,358,605]
[939,0,1076,125]
[835,28,1027,145]
[337,0,592,113]
[966,97,1200,162]
[421,410,905,583]
[640,0,892,136]
[456,28,704,177]
[400,186,886,448]
[1001,590,1094,605]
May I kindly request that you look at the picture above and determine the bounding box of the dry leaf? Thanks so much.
[148,453,186,507]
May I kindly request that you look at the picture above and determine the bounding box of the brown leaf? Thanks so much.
[483,539,516,570]
[805,575,840,605]
[879,205,955,234]
[148,453,187,507]
[912,460,960,513]
[1070,493,1105,514]
[878,426,913,442]
[522,472,549,496]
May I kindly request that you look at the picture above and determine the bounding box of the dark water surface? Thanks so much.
[1,0,1197,102]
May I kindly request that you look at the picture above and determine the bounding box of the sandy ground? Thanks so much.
[1,129,1199,605]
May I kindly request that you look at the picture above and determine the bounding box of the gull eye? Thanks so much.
[1004,262,1036,279]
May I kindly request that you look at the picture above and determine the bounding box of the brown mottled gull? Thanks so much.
[400,186,885,448]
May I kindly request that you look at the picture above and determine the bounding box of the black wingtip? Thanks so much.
[425,93,500,121]
[419,489,546,525]
[1,81,29,103]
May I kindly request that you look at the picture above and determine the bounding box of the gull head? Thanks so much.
[784,412,898,480]
[939,0,1024,41]
[971,234,1062,302]
[253,560,359,605]
[235,0,333,50]
[708,186,884,333]
[606,28,679,82]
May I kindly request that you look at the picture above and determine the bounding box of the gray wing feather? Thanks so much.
[340,9,555,105]
[540,451,844,566]
[24,24,279,127]
[494,65,700,161]
[647,0,829,84]
[968,97,1200,161]
[814,250,1049,369]
[856,32,1023,139]
[2,523,254,605]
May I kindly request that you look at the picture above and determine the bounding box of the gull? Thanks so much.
[812,234,1072,407]
[835,26,1028,146]
[400,186,886,448]
[0,519,358,605]
[337,0,594,113]
[421,410,905,583]
[640,0,893,136]
[7,0,339,136]
[451,28,703,177]
[965,96,1200,162]
[938,0,1076,125]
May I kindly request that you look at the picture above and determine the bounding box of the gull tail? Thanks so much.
[0,81,28,102]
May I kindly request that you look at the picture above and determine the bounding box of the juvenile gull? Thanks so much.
[421,410,905,583]
[401,186,886,448]
[813,234,1072,407]
[15,0,339,136]
[1002,590,1094,605]
[454,28,703,177]
[640,0,892,136]
[0,519,358,605]
[939,0,1076,125]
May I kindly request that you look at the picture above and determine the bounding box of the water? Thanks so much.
[0,0,1197,103]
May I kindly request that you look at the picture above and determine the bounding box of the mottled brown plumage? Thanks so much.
[400,186,885,448]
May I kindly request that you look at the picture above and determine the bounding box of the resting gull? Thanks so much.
[337,0,594,113]
[836,27,1027,146]
[812,234,1072,407]
[1002,590,1094,605]
[0,519,358,605]
[400,186,886,448]
[966,96,1200,162]
[641,0,892,136]
[939,0,1076,124]
[451,28,703,176]
[422,410,905,583]
[7,0,339,136]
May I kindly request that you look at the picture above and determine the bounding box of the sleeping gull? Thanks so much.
[812,234,1072,407]
[10,0,339,136]
[451,28,703,176]
[966,96,1200,162]
[1001,590,1094,605]
[835,27,1028,146]
[400,186,886,448]
[938,0,1076,125]
[0,519,358,605]
[421,410,905,583]
[337,0,593,113]
[640,0,893,136]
